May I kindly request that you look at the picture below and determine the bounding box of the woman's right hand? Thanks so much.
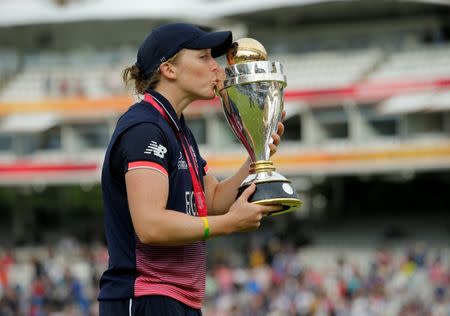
[225,183,282,232]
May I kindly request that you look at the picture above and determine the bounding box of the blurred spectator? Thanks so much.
[0,238,448,316]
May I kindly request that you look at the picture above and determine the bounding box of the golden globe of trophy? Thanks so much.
[218,38,303,215]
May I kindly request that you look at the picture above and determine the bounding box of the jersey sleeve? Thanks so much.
[116,122,169,177]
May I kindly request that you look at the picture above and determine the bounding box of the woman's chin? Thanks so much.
[198,91,216,100]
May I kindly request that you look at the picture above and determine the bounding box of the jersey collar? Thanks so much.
[146,89,183,132]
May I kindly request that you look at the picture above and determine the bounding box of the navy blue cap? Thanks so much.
[136,23,232,79]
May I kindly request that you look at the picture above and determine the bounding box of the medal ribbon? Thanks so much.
[144,93,207,216]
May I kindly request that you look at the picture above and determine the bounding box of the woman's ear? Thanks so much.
[159,62,177,80]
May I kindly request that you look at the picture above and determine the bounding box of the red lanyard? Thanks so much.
[144,93,207,217]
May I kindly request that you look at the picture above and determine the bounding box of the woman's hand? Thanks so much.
[269,110,286,157]
[225,184,282,232]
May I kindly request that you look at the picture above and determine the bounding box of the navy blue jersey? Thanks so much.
[99,90,209,308]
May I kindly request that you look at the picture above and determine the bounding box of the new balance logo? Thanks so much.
[144,141,167,158]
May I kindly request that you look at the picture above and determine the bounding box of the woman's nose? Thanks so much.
[210,58,220,71]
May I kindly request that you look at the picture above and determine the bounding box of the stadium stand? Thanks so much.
[275,48,383,89]
[2,44,449,102]
[369,44,450,82]
[0,49,19,83]
[0,49,133,101]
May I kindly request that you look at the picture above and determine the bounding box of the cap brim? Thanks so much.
[183,31,232,58]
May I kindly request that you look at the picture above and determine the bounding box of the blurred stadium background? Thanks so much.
[1,0,450,315]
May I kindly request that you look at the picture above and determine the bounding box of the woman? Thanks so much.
[98,23,285,316]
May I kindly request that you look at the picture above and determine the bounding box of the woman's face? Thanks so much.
[173,48,223,100]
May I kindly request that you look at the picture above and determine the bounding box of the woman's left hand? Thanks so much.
[269,111,286,157]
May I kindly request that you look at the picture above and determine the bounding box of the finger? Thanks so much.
[277,122,285,137]
[239,183,256,201]
[281,110,286,122]
[260,204,283,215]
[269,143,277,155]
[271,133,280,146]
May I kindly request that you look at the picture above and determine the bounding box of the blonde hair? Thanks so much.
[122,52,180,94]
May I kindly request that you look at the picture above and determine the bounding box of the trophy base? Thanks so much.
[237,180,303,216]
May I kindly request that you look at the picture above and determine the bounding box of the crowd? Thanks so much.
[0,238,105,316]
[203,240,450,316]
[0,236,449,316]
